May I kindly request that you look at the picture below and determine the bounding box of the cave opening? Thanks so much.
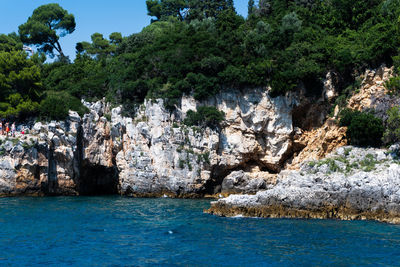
[202,159,280,195]
[78,162,119,196]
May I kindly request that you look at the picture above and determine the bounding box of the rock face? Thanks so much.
[1,65,400,224]
[221,170,276,195]
[116,88,296,197]
[205,65,400,223]
[0,87,297,197]
[287,65,395,169]
[348,65,396,119]
[207,146,400,224]
[2,63,399,227]
[287,119,347,169]
[0,113,82,196]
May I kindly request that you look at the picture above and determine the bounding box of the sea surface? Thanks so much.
[0,197,400,266]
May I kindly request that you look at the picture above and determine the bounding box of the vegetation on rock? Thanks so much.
[183,106,225,129]
[383,106,400,145]
[339,109,384,147]
[1,0,400,130]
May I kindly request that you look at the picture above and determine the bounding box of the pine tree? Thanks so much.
[248,0,255,16]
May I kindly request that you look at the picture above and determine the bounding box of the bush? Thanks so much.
[383,106,400,145]
[384,76,400,95]
[183,106,225,129]
[339,109,384,147]
[338,108,355,126]
[39,91,89,121]
[185,73,220,100]
[0,93,40,120]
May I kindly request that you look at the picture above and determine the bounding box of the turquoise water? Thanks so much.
[1,197,400,266]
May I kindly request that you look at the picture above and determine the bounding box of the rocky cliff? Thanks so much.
[2,64,400,224]
[0,87,303,197]
[208,65,400,223]
[207,146,400,224]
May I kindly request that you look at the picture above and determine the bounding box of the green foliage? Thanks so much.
[255,0,271,17]
[385,76,400,95]
[0,93,40,120]
[104,113,111,122]
[280,12,302,35]
[344,147,352,156]
[0,33,23,52]
[248,0,255,16]
[18,3,76,58]
[2,0,400,123]
[183,106,225,129]
[339,109,384,147]
[30,0,400,113]
[76,32,121,59]
[178,158,185,169]
[309,152,381,174]
[201,151,210,164]
[325,158,340,172]
[0,50,42,102]
[42,55,107,101]
[383,106,400,144]
[359,154,378,172]
[39,91,88,121]
[146,0,234,22]
[146,0,186,21]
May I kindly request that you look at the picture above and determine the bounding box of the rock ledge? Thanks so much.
[207,146,400,224]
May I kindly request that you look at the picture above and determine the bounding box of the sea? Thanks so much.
[0,197,399,266]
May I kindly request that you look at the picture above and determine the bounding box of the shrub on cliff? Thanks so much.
[339,109,384,147]
[0,93,40,120]
[39,91,88,121]
[183,106,225,129]
[385,76,400,95]
[383,106,400,145]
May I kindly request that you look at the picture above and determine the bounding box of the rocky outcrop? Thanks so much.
[221,169,276,195]
[206,65,400,223]
[287,65,395,169]
[0,113,82,196]
[207,146,400,224]
[348,65,396,119]
[287,119,347,169]
[0,87,298,197]
[116,88,296,197]
[2,64,397,206]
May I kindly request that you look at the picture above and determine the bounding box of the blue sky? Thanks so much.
[0,0,247,60]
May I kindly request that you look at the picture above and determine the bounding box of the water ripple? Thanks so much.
[0,197,399,266]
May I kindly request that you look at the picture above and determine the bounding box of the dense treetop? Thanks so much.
[18,3,76,58]
[1,0,400,125]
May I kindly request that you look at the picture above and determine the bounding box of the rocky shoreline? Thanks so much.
[207,146,400,224]
[1,65,400,224]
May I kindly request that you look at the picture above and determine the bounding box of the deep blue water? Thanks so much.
[1,197,400,266]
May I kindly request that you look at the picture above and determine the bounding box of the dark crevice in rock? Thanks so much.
[74,120,120,196]
[285,97,333,168]
[78,161,119,195]
[203,159,277,195]
[259,165,279,174]
[204,163,251,195]
[46,140,58,195]
[255,160,280,174]
[200,179,228,196]
[74,122,84,186]
[292,101,328,131]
